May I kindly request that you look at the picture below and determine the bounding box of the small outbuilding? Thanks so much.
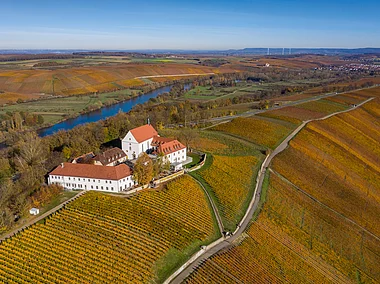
[29,208,40,215]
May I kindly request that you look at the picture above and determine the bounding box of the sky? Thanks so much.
[0,0,379,50]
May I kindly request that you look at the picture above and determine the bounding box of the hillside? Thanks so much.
[0,176,218,283]
[183,92,380,283]
[0,63,226,104]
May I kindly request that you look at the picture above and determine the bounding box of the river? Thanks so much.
[37,84,190,137]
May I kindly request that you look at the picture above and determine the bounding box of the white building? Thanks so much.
[29,208,39,215]
[122,124,158,160]
[121,124,187,166]
[48,162,134,192]
[151,136,187,164]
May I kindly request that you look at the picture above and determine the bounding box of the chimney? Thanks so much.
[61,163,64,168]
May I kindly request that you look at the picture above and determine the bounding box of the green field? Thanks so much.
[0,88,137,125]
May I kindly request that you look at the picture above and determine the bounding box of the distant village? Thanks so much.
[48,124,189,192]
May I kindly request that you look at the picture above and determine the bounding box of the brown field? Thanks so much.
[0,63,230,104]
[271,93,312,102]
[186,97,380,284]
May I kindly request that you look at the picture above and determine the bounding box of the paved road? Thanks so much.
[0,190,86,243]
[165,96,375,284]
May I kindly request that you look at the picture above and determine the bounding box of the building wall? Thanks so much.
[166,148,187,164]
[122,131,154,159]
[48,174,135,192]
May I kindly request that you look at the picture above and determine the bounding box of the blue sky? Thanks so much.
[1,0,379,49]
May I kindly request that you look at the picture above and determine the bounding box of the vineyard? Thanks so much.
[194,155,261,231]
[185,97,380,283]
[212,116,296,149]
[259,98,350,124]
[0,63,221,104]
[185,173,373,283]
[0,175,217,283]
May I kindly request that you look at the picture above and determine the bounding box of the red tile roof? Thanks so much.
[130,124,158,143]
[49,163,131,180]
[151,135,174,146]
[157,140,186,155]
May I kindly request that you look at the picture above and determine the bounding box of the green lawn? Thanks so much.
[184,153,202,168]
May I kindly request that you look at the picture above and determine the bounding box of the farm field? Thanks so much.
[181,78,336,102]
[0,175,218,283]
[0,63,222,104]
[212,116,296,149]
[258,98,349,123]
[185,96,380,283]
[0,88,138,126]
[195,155,261,231]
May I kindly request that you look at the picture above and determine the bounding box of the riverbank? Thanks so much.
[0,78,195,142]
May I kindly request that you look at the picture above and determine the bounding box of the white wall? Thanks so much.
[122,131,154,160]
[166,148,187,164]
[48,174,135,192]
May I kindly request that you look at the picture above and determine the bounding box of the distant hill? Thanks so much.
[1,47,379,56]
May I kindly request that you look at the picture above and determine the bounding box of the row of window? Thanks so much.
[51,176,130,183]
[52,181,133,191]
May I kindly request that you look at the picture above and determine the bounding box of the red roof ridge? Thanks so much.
[50,162,131,180]
[129,124,158,143]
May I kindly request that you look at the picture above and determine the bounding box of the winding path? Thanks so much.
[189,175,224,235]
[164,96,375,284]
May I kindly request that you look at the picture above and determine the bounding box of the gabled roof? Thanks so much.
[157,140,186,155]
[49,163,131,180]
[94,147,126,165]
[129,124,158,143]
[151,135,174,146]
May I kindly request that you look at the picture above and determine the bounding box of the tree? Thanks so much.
[178,128,199,150]
[153,152,170,178]
[133,153,153,185]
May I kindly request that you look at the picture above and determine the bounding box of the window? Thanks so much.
[129,147,131,150]
[96,186,98,189]
[111,187,114,191]
[88,179,90,182]
[91,185,93,189]
[93,179,95,182]
[101,186,103,190]
[106,187,108,190]
[78,178,80,181]
[68,177,71,180]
